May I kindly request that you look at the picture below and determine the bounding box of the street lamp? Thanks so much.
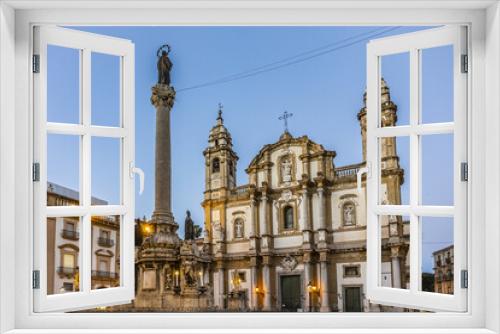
[307,281,318,312]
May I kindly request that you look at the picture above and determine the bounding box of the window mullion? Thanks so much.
[409,47,420,293]
[81,48,92,294]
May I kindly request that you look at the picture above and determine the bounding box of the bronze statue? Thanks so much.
[184,210,195,240]
[156,44,172,85]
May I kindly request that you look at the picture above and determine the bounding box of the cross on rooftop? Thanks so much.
[217,103,223,120]
[279,110,293,133]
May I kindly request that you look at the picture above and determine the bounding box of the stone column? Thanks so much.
[250,264,258,310]
[150,84,177,228]
[391,253,402,289]
[218,267,226,310]
[263,263,272,311]
[261,194,269,235]
[318,188,326,230]
[249,195,257,252]
[303,260,312,312]
[320,259,331,312]
[300,189,312,249]
[249,196,256,237]
[300,190,309,229]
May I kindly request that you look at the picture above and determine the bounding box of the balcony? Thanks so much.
[61,229,79,240]
[92,270,118,279]
[98,237,115,247]
[335,163,363,179]
[228,185,250,201]
[57,267,78,277]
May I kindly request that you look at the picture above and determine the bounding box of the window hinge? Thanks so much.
[32,162,40,182]
[461,162,468,182]
[32,270,40,289]
[32,54,40,73]
[461,269,468,289]
[461,54,468,73]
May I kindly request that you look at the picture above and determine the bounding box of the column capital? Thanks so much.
[151,84,176,109]
[319,251,329,262]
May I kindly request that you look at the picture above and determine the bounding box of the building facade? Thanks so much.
[432,245,454,294]
[202,79,410,312]
[46,182,121,294]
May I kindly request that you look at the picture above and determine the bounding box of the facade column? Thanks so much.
[218,267,226,310]
[391,247,401,289]
[303,259,312,312]
[300,188,312,249]
[317,187,327,246]
[318,188,326,230]
[250,264,258,310]
[320,259,331,312]
[261,194,268,235]
[249,195,256,237]
[263,262,272,311]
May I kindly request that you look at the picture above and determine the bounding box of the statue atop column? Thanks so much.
[156,44,173,86]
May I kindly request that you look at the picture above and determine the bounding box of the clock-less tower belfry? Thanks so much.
[133,45,213,311]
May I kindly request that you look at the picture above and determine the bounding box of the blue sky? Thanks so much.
[47,26,454,273]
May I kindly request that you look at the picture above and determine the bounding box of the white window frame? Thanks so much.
[0,1,498,333]
[365,26,468,312]
[32,26,136,312]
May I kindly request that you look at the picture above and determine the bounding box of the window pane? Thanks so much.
[91,215,121,290]
[380,52,410,126]
[379,136,409,205]
[421,45,454,124]
[47,134,80,206]
[379,215,410,290]
[91,137,121,205]
[47,45,80,124]
[421,134,454,206]
[91,52,121,127]
[47,216,81,295]
[421,217,454,295]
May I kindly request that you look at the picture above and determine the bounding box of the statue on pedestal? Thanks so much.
[185,210,194,240]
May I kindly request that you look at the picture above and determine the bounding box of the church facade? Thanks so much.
[202,79,409,312]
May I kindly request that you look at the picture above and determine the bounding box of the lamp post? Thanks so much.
[307,281,318,312]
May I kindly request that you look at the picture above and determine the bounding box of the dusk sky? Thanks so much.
[47,26,453,272]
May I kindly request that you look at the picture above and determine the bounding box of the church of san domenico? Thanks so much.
[131,70,409,312]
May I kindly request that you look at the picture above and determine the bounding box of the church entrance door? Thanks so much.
[280,275,301,312]
[344,286,362,312]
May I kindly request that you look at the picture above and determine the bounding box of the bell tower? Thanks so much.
[358,78,398,162]
[203,104,239,194]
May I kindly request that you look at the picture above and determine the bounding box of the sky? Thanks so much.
[46,26,454,273]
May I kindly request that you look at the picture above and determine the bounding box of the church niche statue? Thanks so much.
[281,156,292,183]
[156,44,173,86]
[234,218,244,239]
[343,202,356,226]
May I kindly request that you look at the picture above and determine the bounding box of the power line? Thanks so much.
[176,26,401,93]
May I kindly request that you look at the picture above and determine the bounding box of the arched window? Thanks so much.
[283,205,294,230]
[228,160,234,176]
[342,202,356,226]
[234,218,244,239]
[212,158,220,173]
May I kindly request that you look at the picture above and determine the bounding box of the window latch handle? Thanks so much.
[129,162,145,195]
[356,163,371,193]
